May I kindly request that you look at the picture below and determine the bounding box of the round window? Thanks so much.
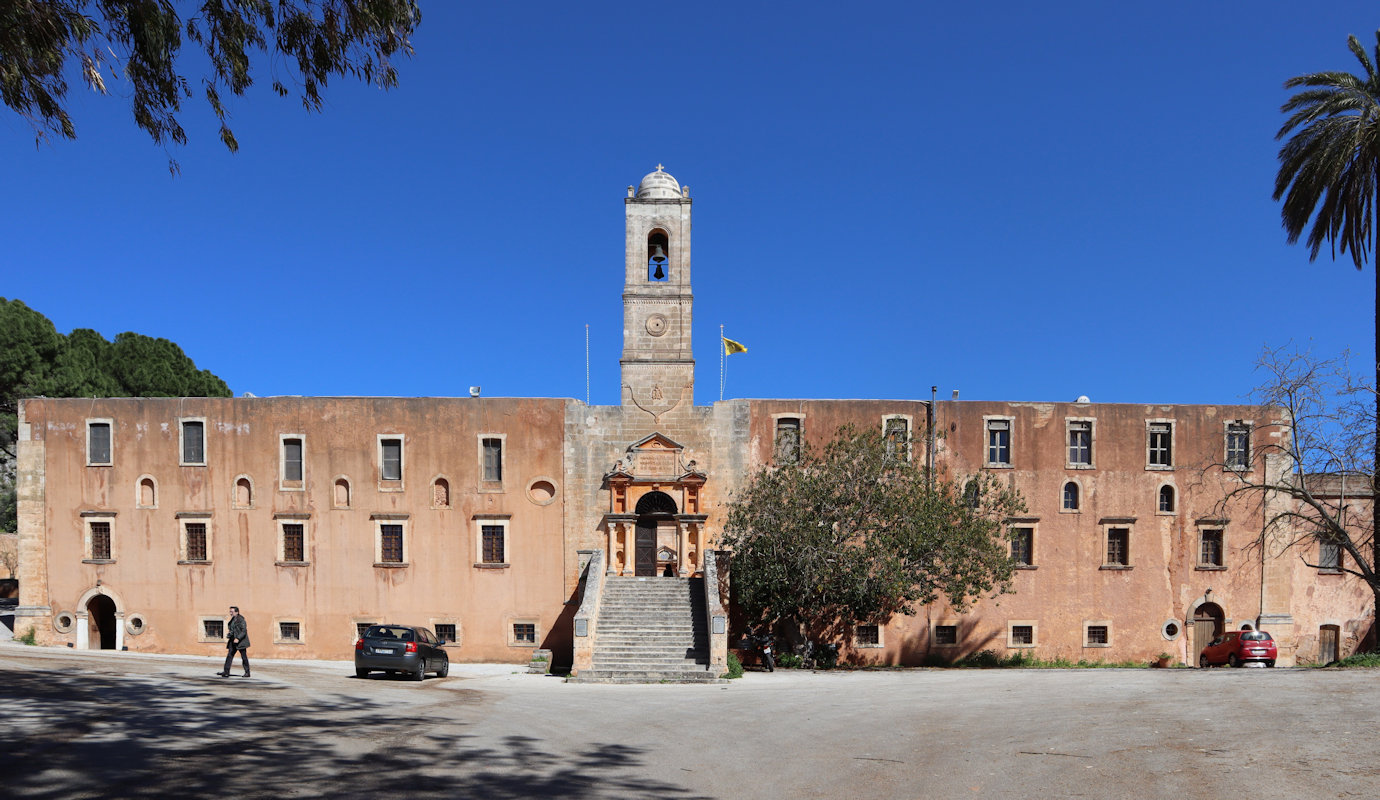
[126,614,147,635]
[1161,620,1181,641]
[527,478,557,506]
[54,612,76,633]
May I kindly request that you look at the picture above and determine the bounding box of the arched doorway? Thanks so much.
[634,491,678,577]
[1192,602,1224,665]
[87,593,117,650]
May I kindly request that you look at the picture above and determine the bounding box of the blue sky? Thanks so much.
[4,3,1377,407]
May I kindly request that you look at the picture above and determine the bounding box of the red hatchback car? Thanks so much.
[1199,630,1277,668]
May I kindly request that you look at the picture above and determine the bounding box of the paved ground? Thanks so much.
[1,642,1376,799]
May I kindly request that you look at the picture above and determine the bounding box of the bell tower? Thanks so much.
[621,165,694,416]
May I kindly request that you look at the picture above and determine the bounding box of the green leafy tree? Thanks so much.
[1274,30,1380,628]
[1,0,421,171]
[722,426,1026,637]
[0,298,231,532]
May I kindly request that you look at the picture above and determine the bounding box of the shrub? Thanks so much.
[17,626,36,645]
[724,652,743,679]
[1328,650,1380,668]
[776,653,803,669]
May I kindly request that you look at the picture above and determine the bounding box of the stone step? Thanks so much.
[571,670,725,685]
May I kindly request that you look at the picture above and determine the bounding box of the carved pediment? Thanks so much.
[629,432,684,452]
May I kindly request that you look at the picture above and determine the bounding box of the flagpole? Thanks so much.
[585,324,590,405]
[723,322,734,402]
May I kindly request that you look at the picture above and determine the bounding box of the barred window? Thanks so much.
[185,523,207,562]
[279,622,301,642]
[356,622,375,639]
[934,625,958,645]
[90,521,111,560]
[204,619,225,639]
[283,524,305,562]
[482,525,505,564]
[513,623,536,645]
[380,524,404,563]
[435,624,457,644]
[856,624,880,646]
[1011,625,1034,645]
[884,417,909,462]
[1086,625,1109,645]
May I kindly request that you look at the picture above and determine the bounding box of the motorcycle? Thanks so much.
[754,633,775,672]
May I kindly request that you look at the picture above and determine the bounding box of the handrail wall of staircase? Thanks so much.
[702,549,729,670]
[572,549,605,674]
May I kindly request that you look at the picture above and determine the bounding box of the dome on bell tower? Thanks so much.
[635,165,681,199]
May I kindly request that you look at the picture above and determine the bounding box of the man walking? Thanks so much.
[219,606,251,677]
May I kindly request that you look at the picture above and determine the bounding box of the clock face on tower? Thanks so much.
[645,314,668,337]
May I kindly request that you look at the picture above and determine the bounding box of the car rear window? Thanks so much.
[1241,631,1273,641]
[365,626,415,641]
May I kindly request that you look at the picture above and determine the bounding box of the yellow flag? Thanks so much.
[723,336,748,355]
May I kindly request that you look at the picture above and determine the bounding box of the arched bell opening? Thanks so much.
[646,229,670,282]
[633,490,678,576]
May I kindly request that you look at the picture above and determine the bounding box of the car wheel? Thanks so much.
[1199,654,1210,668]
[412,660,426,681]
[355,668,369,678]
[1227,654,1240,668]
[1267,660,1275,668]
[436,657,449,678]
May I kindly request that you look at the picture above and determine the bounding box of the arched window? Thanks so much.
[647,230,670,282]
[433,477,450,508]
[138,476,157,508]
[1159,485,1175,513]
[1062,481,1079,511]
[635,490,678,516]
[334,478,351,508]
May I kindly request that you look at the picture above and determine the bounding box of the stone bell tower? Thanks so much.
[621,165,694,417]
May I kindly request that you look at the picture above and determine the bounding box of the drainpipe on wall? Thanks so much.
[927,386,936,491]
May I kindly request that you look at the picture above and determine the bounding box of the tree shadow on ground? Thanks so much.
[0,668,711,800]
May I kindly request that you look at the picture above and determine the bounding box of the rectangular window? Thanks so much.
[435,624,457,644]
[1068,421,1091,466]
[1320,539,1342,571]
[88,421,112,465]
[1011,527,1034,566]
[482,524,505,564]
[184,522,208,562]
[1086,624,1109,646]
[203,619,225,640]
[855,624,881,647]
[90,521,112,561]
[1011,625,1034,645]
[1148,422,1172,468]
[356,622,375,639]
[986,419,1011,466]
[282,524,305,563]
[1106,527,1130,566]
[775,417,801,465]
[482,437,503,482]
[278,621,301,642]
[181,420,205,465]
[884,416,910,462]
[282,437,303,482]
[1199,528,1224,567]
[1226,423,1250,469]
[934,625,958,645]
[380,438,402,482]
[380,524,404,563]
[512,622,537,646]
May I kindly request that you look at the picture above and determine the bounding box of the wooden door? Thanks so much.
[1193,604,1222,665]
[1319,626,1339,664]
[635,521,657,576]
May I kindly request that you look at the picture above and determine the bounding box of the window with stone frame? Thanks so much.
[1011,526,1034,566]
[278,621,301,642]
[986,419,1011,466]
[855,624,881,647]
[1159,485,1176,513]
[1085,624,1109,646]
[1067,420,1092,466]
[1225,422,1251,469]
[934,625,958,645]
[1147,422,1173,468]
[1010,625,1035,646]
[379,524,404,563]
[775,417,802,465]
[1199,528,1224,568]
[435,623,457,644]
[482,524,505,564]
[883,416,910,462]
[88,520,112,561]
[1105,527,1130,566]
[1320,538,1343,572]
[380,437,403,482]
[512,622,537,646]
[181,419,206,465]
[482,437,503,482]
[1062,481,1080,511]
[282,523,305,563]
[282,436,304,483]
[203,619,225,640]
[88,420,112,465]
[184,522,208,562]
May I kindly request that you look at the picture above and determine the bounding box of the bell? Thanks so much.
[653,263,666,280]
[649,244,667,263]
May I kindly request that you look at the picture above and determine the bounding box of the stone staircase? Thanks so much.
[574,576,724,684]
